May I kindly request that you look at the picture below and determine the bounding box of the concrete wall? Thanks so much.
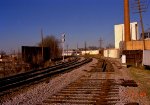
[103,50,109,57]
[114,22,138,49]
[103,49,120,58]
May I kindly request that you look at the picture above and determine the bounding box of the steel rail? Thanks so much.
[0,58,92,94]
[0,57,79,85]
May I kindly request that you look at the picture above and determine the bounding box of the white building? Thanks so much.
[81,50,99,55]
[103,49,120,58]
[62,50,81,56]
[114,22,139,49]
[62,50,75,56]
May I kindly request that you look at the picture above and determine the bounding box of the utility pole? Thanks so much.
[131,0,148,40]
[99,37,103,49]
[41,29,44,61]
[84,41,87,55]
[131,0,149,49]
[76,43,78,55]
[53,41,55,58]
[66,44,68,56]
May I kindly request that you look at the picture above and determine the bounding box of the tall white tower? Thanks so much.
[114,22,139,49]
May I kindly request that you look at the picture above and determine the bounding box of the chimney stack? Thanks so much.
[124,0,131,41]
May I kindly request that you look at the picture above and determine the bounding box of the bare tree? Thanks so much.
[106,43,114,49]
[38,35,61,59]
[0,50,6,57]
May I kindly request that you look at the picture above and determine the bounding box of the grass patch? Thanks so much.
[129,67,150,100]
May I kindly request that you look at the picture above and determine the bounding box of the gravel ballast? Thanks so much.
[1,57,150,105]
[1,58,97,105]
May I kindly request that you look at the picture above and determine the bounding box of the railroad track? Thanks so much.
[39,58,120,105]
[0,57,79,84]
[39,58,139,105]
[0,57,92,95]
[41,78,119,105]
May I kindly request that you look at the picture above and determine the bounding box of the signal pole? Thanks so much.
[62,33,65,62]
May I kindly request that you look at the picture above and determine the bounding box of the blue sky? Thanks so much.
[0,0,150,53]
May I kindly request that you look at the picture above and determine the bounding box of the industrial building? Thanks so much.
[103,22,139,59]
[114,22,138,49]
